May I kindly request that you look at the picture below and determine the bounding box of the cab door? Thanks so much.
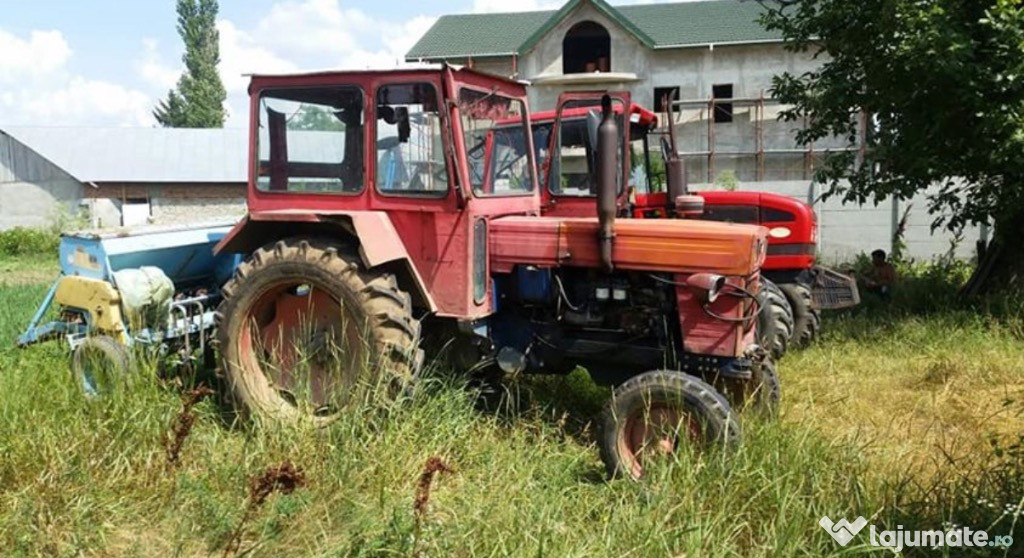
[541,91,632,217]
[439,67,542,317]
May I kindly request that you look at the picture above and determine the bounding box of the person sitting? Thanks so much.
[862,249,897,300]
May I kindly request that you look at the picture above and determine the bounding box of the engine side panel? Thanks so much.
[676,274,758,358]
[489,216,765,276]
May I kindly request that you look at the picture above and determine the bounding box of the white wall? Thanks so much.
[0,133,84,229]
[150,197,246,224]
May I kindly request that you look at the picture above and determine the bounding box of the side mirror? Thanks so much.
[395,107,411,143]
[686,273,726,304]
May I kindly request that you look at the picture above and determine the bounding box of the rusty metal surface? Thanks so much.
[489,216,765,276]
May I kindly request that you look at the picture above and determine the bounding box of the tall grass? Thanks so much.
[0,261,1021,557]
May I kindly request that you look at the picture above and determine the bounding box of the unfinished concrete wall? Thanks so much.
[151,197,246,224]
[521,3,650,111]
[0,133,84,229]
[472,59,516,78]
[518,25,848,182]
[84,183,246,227]
[651,44,850,184]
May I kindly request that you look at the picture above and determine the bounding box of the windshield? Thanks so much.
[459,89,534,196]
[486,107,649,198]
[256,86,364,194]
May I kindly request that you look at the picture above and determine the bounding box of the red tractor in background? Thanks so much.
[515,101,859,358]
[211,66,777,478]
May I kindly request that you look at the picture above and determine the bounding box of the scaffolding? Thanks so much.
[662,94,865,184]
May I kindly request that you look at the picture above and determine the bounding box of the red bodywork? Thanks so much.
[216,69,766,358]
[489,216,763,356]
[632,191,817,272]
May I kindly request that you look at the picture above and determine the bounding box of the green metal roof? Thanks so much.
[405,0,781,61]
[407,10,554,59]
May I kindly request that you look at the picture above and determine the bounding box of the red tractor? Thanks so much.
[213,67,774,478]
[510,101,858,358]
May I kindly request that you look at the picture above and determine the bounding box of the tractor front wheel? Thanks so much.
[599,370,739,479]
[780,282,820,347]
[216,239,421,426]
[714,358,781,417]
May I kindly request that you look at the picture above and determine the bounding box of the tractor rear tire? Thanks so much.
[600,370,739,479]
[216,239,422,426]
[780,282,820,348]
[757,279,793,359]
[71,335,130,398]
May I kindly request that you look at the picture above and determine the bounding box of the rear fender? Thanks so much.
[214,211,436,312]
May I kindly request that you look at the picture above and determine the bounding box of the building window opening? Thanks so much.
[654,86,680,112]
[563,21,610,74]
[712,83,733,123]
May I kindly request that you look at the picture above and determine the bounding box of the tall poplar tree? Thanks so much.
[154,0,227,128]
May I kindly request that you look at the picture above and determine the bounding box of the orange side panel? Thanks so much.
[490,216,765,276]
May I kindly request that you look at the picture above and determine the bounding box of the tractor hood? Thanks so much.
[489,216,766,277]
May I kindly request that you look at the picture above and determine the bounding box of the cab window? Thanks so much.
[256,86,364,194]
[375,83,448,195]
[459,88,534,196]
[703,204,759,223]
[762,207,796,222]
[547,99,626,197]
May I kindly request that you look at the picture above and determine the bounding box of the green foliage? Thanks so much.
[287,105,346,132]
[0,202,87,258]
[760,0,1024,232]
[154,0,227,128]
[0,227,59,257]
[714,169,739,191]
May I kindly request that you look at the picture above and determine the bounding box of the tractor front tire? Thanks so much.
[600,370,740,479]
[757,279,793,359]
[71,335,130,398]
[780,282,820,347]
[720,358,781,417]
[216,239,421,426]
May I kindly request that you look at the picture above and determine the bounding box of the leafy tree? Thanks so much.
[759,0,1024,291]
[154,0,227,127]
[287,105,346,132]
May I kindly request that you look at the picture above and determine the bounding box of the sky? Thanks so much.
[0,0,677,129]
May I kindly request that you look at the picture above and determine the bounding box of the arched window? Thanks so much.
[562,21,610,74]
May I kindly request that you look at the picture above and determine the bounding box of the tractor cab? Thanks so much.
[217,66,542,318]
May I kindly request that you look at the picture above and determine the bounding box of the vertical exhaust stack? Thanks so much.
[597,95,617,273]
[663,93,688,211]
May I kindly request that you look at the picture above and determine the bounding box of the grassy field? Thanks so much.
[0,257,1022,557]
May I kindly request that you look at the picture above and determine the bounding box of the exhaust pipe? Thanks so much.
[662,92,688,211]
[597,95,617,273]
